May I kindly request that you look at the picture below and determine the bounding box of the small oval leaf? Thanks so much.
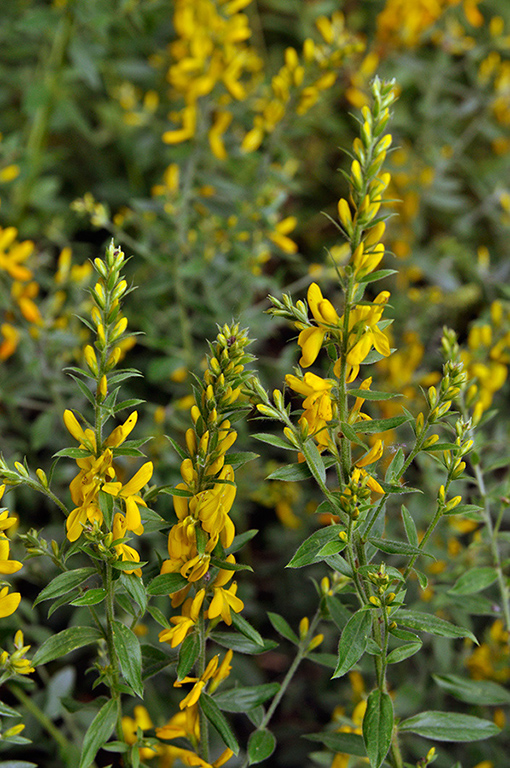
[247,729,276,764]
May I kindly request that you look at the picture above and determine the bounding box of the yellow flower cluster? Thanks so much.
[159,324,253,646]
[0,630,34,677]
[163,0,260,155]
[63,410,153,573]
[376,0,481,50]
[162,0,360,159]
[0,225,42,360]
[0,486,22,619]
[461,300,510,422]
[242,12,363,153]
[121,700,234,767]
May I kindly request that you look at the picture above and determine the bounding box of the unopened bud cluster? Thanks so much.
[366,564,397,610]
[425,360,467,425]
[338,76,396,245]
[87,241,131,377]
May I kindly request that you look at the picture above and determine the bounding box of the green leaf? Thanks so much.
[267,612,299,644]
[110,560,147,572]
[443,503,483,518]
[53,448,91,459]
[141,644,175,680]
[230,612,264,647]
[253,432,295,450]
[211,632,277,655]
[225,451,259,470]
[339,421,367,447]
[287,526,345,568]
[146,572,189,595]
[352,415,410,434]
[165,434,187,460]
[247,729,276,764]
[433,674,510,705]
[325,595,351,632]
[358,268,398,284]
[397,610,477,644]
[225,529,258,555]
[70,588,106,606]
[368,537,432,559]
[210,557,253,572]
[78,698,118,768]
[33,626,103,666]
[363,690,394,768]
[302,438,326,485]
[333,609,372,678]
[0,701,22,717]
[0,762,38,768]
[266,463,312,482]
[214,683,280,713]
[34,567,97,606]
[177,632,200,681]
[401,505,418,547]
[112,620,143,698]
[386,642,422,664]
[448,567,498,596]
[348,388,400,401]
[305,731,366,756]
[200,693,239,754]
[120,572,147,613]
[399,711,500,742]
[98,490,114,530]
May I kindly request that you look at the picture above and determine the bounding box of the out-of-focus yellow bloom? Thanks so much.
[121,705,158,760]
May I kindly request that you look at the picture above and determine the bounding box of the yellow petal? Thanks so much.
[121,462,153,497]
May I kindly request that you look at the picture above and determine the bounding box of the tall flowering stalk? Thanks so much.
[154,323,254,765]
[247,78,493,768]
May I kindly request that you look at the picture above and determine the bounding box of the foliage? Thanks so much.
[0,2,509,768]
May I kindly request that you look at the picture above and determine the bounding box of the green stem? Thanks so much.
[197,608,210,763]
[103,563,125,752]
[472,460,510,634]
[238,609,322,768]
[9,682,84,767]
[337,275,356,484]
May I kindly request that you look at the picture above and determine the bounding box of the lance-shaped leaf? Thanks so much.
[448,567,498,596]
[78,698,118,768]
[33,626,103,666]
[397,610,477,644]
[433,674,510,705]
[200,693,239,754]
[287,525,345,569]
[305,731,366,756]
[146,572,189,595]
[34,567,97,606]
[363,689,394,768]
[214,683,280,713]
[112,620,143,698]
[333,609,372,678]
[399,711,500,741]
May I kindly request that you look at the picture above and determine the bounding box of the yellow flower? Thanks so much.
[112,513,142,576]
[175,650,233,709]
[159,590,205,647]
[297,283,340,367]
[207,581,244,626]
[286,372,335,447]
[121,706,158,761]
[102,461,153,533]
[0,586,21,618]
[0,535,22,575]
